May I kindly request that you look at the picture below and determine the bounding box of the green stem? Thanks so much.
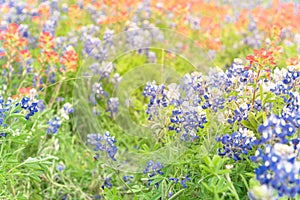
[251,69,261,108]
[225,173,240,200]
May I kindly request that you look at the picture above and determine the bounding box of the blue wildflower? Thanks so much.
[46,117,61,134]
[144,161,164,188]
[106,97,119,117]
[123,175,134,184]
[257,114,296,144]
[250,143,300,198]
[216,130,258,161]
[101,178,112,189]
[168,175,191,188]
[227,103,251,124]
[56,163,66,172]
[87,131,118,161]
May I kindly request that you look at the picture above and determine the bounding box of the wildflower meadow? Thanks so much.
[2,0,300,199]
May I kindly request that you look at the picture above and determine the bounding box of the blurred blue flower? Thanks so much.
[87,131,118,161]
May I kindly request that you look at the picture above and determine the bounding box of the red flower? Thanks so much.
[246,55,258,66]
[246,48,275,67]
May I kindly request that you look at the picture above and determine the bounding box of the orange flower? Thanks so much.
[44,50,59,63]
[269,24,283,40]
[38,3,50,19]
[61,46,78,72]
[286,57,299,66]
[0,23,28,61]
[19,49,31,61]
[39,32,55,50]
[12,87,32,99]
[68,5,82,20]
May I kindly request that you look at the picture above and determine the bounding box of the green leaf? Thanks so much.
[29,174,41,182]
[168,189,185,200]
[241,120,253,130]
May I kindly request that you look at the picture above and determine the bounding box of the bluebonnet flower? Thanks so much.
[83,37,108,60]
[268,67,299,101]
[250,143,300,198]
[168,177,179,183]
[143,82,168,119]
[281,92,300,128]
[180,72,205,99]
[143,73,209,141]
[123,175,134,184]
[87,131,118,161]
[110,73,122,87]
[124,25,155,50]
[0,133,7,138]
[144,160,163,187]
[282,66,300,86]
[169,109,207,141]
[46,117,61,134]
[253,100,262,111]
[184,70,226,113]
[99,62,114,79]
[257,114,296,144]
[20,97,39,120]
[270,81,290,96]
[60,103,74,120]
[91,195,101,199]
[106,97,119,117]
[32,74,44,88]
[56,97,65,102]
[168,175,191,188]
[43,19,57,36]
[90,82,108,106]
[225,59,254,89]
[0,96,40,132]
[48,72,56,84]
[202,94,225,112]
[92,82,107,97]
[101,177,112,189]
[88,63,101,75]
[80,25,100,39]
[227,103,251,124]
[144,160,164,175]
[56,163,66,172]
[216,130,258,161]
[61,194,68,200]
[147,51,156,63]
[61,3,68,12]
[54,36,67,49]
[19,24,29,38]
[180,175,191,188]
[20,97,30,109]
[103,29,114,45]
[242,31,263,49]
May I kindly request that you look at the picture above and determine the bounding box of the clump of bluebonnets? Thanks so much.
[87,131,118,161]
